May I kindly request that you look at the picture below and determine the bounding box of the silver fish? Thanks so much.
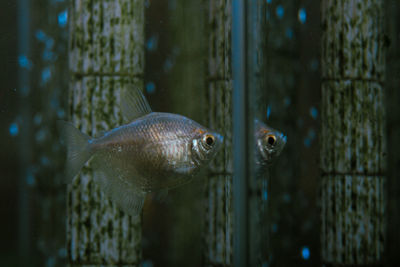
[255,119,286,166]
[59,88,223,216]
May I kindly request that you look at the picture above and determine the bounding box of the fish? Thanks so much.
[254,119,286,166]
[59,88,223,216]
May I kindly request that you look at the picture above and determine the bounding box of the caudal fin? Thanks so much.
[58,121,93,183]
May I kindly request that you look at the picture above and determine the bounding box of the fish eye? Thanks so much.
[204,134,215,146]
[266,135,276,146]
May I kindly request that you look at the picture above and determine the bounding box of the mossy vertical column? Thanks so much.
[320,1,386,265]
[204,0,233,265]
[68,0,144,265]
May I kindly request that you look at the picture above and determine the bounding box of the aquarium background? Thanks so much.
[0,0,399,266]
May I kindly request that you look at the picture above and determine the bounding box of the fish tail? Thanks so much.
[58,121,93,183]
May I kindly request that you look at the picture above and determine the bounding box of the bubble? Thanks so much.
[26,172,35,186]
[35,30,46,41]
[58,248,67,258]
[276,5,284,19]
[284,97,291,107]
[40,156,50,166]
[57,109,65,118]
[310,106,318,119]
[146,35,158,51]
[308,128,316,140]
[58,10,68,28]
[283,193,291,202]
[304,137,311,147]
[41,67,51,84]
[18,55,32,69]
[285,27,293,39]
[34,113,43,125]
[9,122,19,136]
[146,82,156,94]
[301,246,310,260]
[262,190,268,201]
[163,58,173,72]
[298,8,307,24]
[141,260,154,267]
[36,129,47,142]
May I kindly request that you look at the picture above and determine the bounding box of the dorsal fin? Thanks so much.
[121,87,152,123]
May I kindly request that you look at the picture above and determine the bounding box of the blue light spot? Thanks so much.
[34,114,42,125]
[308,128,316,140]
[266,106,271,119]
[301,246,310,260]
[41,67,51,84]
[46,256,55,267]
[266,0,272,3]
[163,58,173,72]
[36,129,47,142]
[276,5,284,19]
[26,172,35,186]
[310,59,319,71]
[57,109,65,118]
[262,190,268,201]
[272,224,278,233]
[146,35,158,51]
[35,30,46,41]
[141,260,154,267]
[284,97,291,107]
[310,106,318,119]
[43,50,55,61]
[40,156,50,166]
[58,10,68,27]
[9,122,19,136]
[304,137,311,147]
[146,82,156,94]
[285,28,293,39]
[45,38,54,49]
[18,55,32,69]
[168,0,176,10]
[58,248,67,258]
[50,98,58,109]
[298,8,307,24]
[283,193,291,202]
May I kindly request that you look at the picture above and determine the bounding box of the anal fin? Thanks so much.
[91,154,145,216]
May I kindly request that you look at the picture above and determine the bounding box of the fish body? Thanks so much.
[254,119,286,166]
[59,89,223,216]
[91,112,222,192]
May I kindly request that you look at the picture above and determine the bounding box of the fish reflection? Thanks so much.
[255,119,286,166]
[59,88,223,216]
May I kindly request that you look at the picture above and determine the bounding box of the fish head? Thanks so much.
[191,128,224,165]
[255,120,286,164]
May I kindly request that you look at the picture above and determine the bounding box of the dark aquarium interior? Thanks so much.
[1,0,399,266]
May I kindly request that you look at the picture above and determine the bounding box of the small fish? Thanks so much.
[255,119,286,166]
[59,88,223,216]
